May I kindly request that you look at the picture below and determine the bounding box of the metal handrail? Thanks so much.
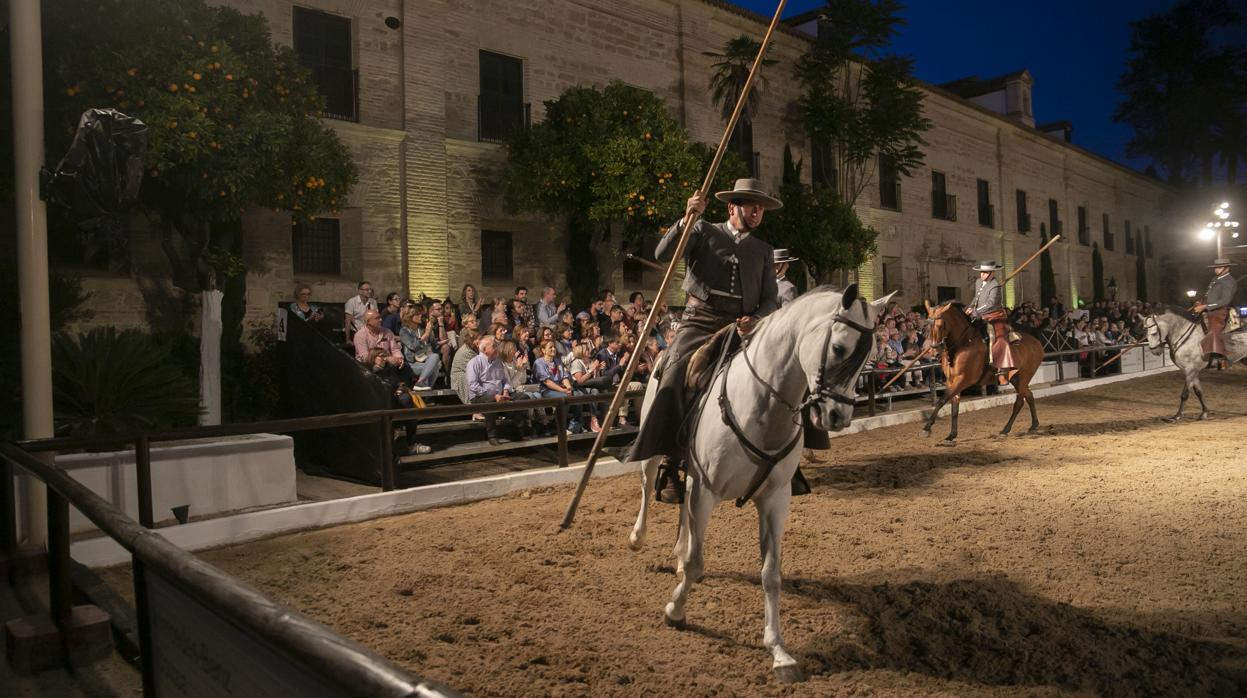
[0,442,458,697]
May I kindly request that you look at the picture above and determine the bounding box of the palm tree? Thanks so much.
[704,36,777,125]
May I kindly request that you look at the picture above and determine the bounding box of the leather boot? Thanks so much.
[790,467,812,496]
[655,458,685,504]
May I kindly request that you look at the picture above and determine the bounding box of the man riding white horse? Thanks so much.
[965,260,1021,384]
[629,178,784,504]
[1191,257,1238,365]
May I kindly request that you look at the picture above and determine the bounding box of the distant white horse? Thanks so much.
[1145,306,1247,421]
[628,284,892,683]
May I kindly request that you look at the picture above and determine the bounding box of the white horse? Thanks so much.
[1145,306,1247,421]
[628,284,892,683]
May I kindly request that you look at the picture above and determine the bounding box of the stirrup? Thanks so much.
[655,460,685,504]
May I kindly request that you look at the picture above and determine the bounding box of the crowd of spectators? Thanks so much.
[294,279,1162,449]
[297,281,675,450]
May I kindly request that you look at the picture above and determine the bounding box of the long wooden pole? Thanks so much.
[1004,234,1060,285]
[560,0,788,529]
[878,346,932,392]
[885,236,1066,393]
[1092,343,1139,374]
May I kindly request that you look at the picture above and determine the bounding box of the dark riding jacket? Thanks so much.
[1204,273,1237,311]
[969,278,1003,319]
[657,219,779,318]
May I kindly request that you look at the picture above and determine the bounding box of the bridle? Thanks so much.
[738,301,874,414]
[1145,313,1198,361]
[706,300,875,507]
[928,308,977,352]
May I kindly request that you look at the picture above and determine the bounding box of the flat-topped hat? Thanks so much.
[971,260,1003,272]
[1208,257,1237,268]
[773,248,799,264]
[715,178,783,210]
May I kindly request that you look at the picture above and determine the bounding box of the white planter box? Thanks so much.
[53,434,297,534]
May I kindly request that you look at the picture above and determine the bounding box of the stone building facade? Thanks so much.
[68,0,1176,333]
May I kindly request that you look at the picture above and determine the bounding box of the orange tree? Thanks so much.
[503,81,743,306]
[2,0,357,419]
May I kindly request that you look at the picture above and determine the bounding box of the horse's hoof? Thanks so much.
[936,440,956,448]
[1198,413,1209,421]
[1162,416,1180,423]
[628,530,645,551]
[998,430,1010,438]
[773,663,806,684]
[664,613,686,631]
[921,429,932,438]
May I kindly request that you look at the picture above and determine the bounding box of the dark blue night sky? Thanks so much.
[729,0,1180,173]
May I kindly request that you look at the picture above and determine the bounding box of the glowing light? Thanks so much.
[1199,227,1215,240]
[1219,202,1230,208]
[1186,289,1198,298]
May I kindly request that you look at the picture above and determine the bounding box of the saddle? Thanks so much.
[684,323,741,399]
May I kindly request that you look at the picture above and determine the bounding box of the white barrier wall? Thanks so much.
[53,434,297,534]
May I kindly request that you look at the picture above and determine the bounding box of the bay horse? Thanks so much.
[627,284,893,683]
[1143,306,1247,421]
[921,300,1045,443]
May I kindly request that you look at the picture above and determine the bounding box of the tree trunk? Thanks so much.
[564,212,600,309]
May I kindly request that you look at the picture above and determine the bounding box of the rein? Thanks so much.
[707,303,873,507]
[1147,314,1199,364]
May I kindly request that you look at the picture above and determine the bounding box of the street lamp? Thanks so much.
[1200,202,1239,257]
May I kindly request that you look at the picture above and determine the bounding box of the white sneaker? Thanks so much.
[413,384,432,391]
[408,443,432,455]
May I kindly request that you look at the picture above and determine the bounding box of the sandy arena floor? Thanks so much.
[139,370,1247,696]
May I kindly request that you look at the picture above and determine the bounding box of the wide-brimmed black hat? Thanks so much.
[971,260,1003,272]
[714,178,783,210]
[772,248,799,264]
[1208,257,1237,268]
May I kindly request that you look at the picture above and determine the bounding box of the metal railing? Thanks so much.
[854,341,1157,417]
[0,442,458,696]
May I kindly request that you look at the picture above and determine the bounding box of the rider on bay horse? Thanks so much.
[629,178,795,505]
[965,260,1021,384]
[1191,257,1238,363]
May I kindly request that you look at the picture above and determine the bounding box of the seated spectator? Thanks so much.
[635,336,660,383]
[290,285,324,323]
[398,305,441,390]
[459,284,486,324]
[497,339,532,391]
[514,325,536,367]
[629,291,646,317]
[354,310,415,384]
[451,327,481,405]
[441,298,459,335]
[428,299,454,369]
[576,312,595,341]
[596,335,629,385]
[466,336,535,445]
[569,341,607,431]
[536,287,565,329]
[489,321,511,345]
[344,280,378,338]
[381,292,403,334]
[534,339,585,433]
[554,322,575,362]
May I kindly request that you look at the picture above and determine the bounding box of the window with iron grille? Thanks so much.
[976,179,993,227]
[481,230,514,281]
[1077,206,1089,245]
[729,121,756,176]
[292,217,341,275]
[1124,220,1134,254]
[811,138,837,192]
[479,51,526,142]
[1016,189,1030,233]
[931,171,955,220]
[1102,212,1114,251]
[293,7,357,121]
[878,155,900,211]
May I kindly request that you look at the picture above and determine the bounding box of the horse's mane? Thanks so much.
[1161,305,1201,324]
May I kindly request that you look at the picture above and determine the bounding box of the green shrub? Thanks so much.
[52,327,201,437]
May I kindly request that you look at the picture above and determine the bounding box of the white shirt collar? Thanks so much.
[725,220,749,243]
